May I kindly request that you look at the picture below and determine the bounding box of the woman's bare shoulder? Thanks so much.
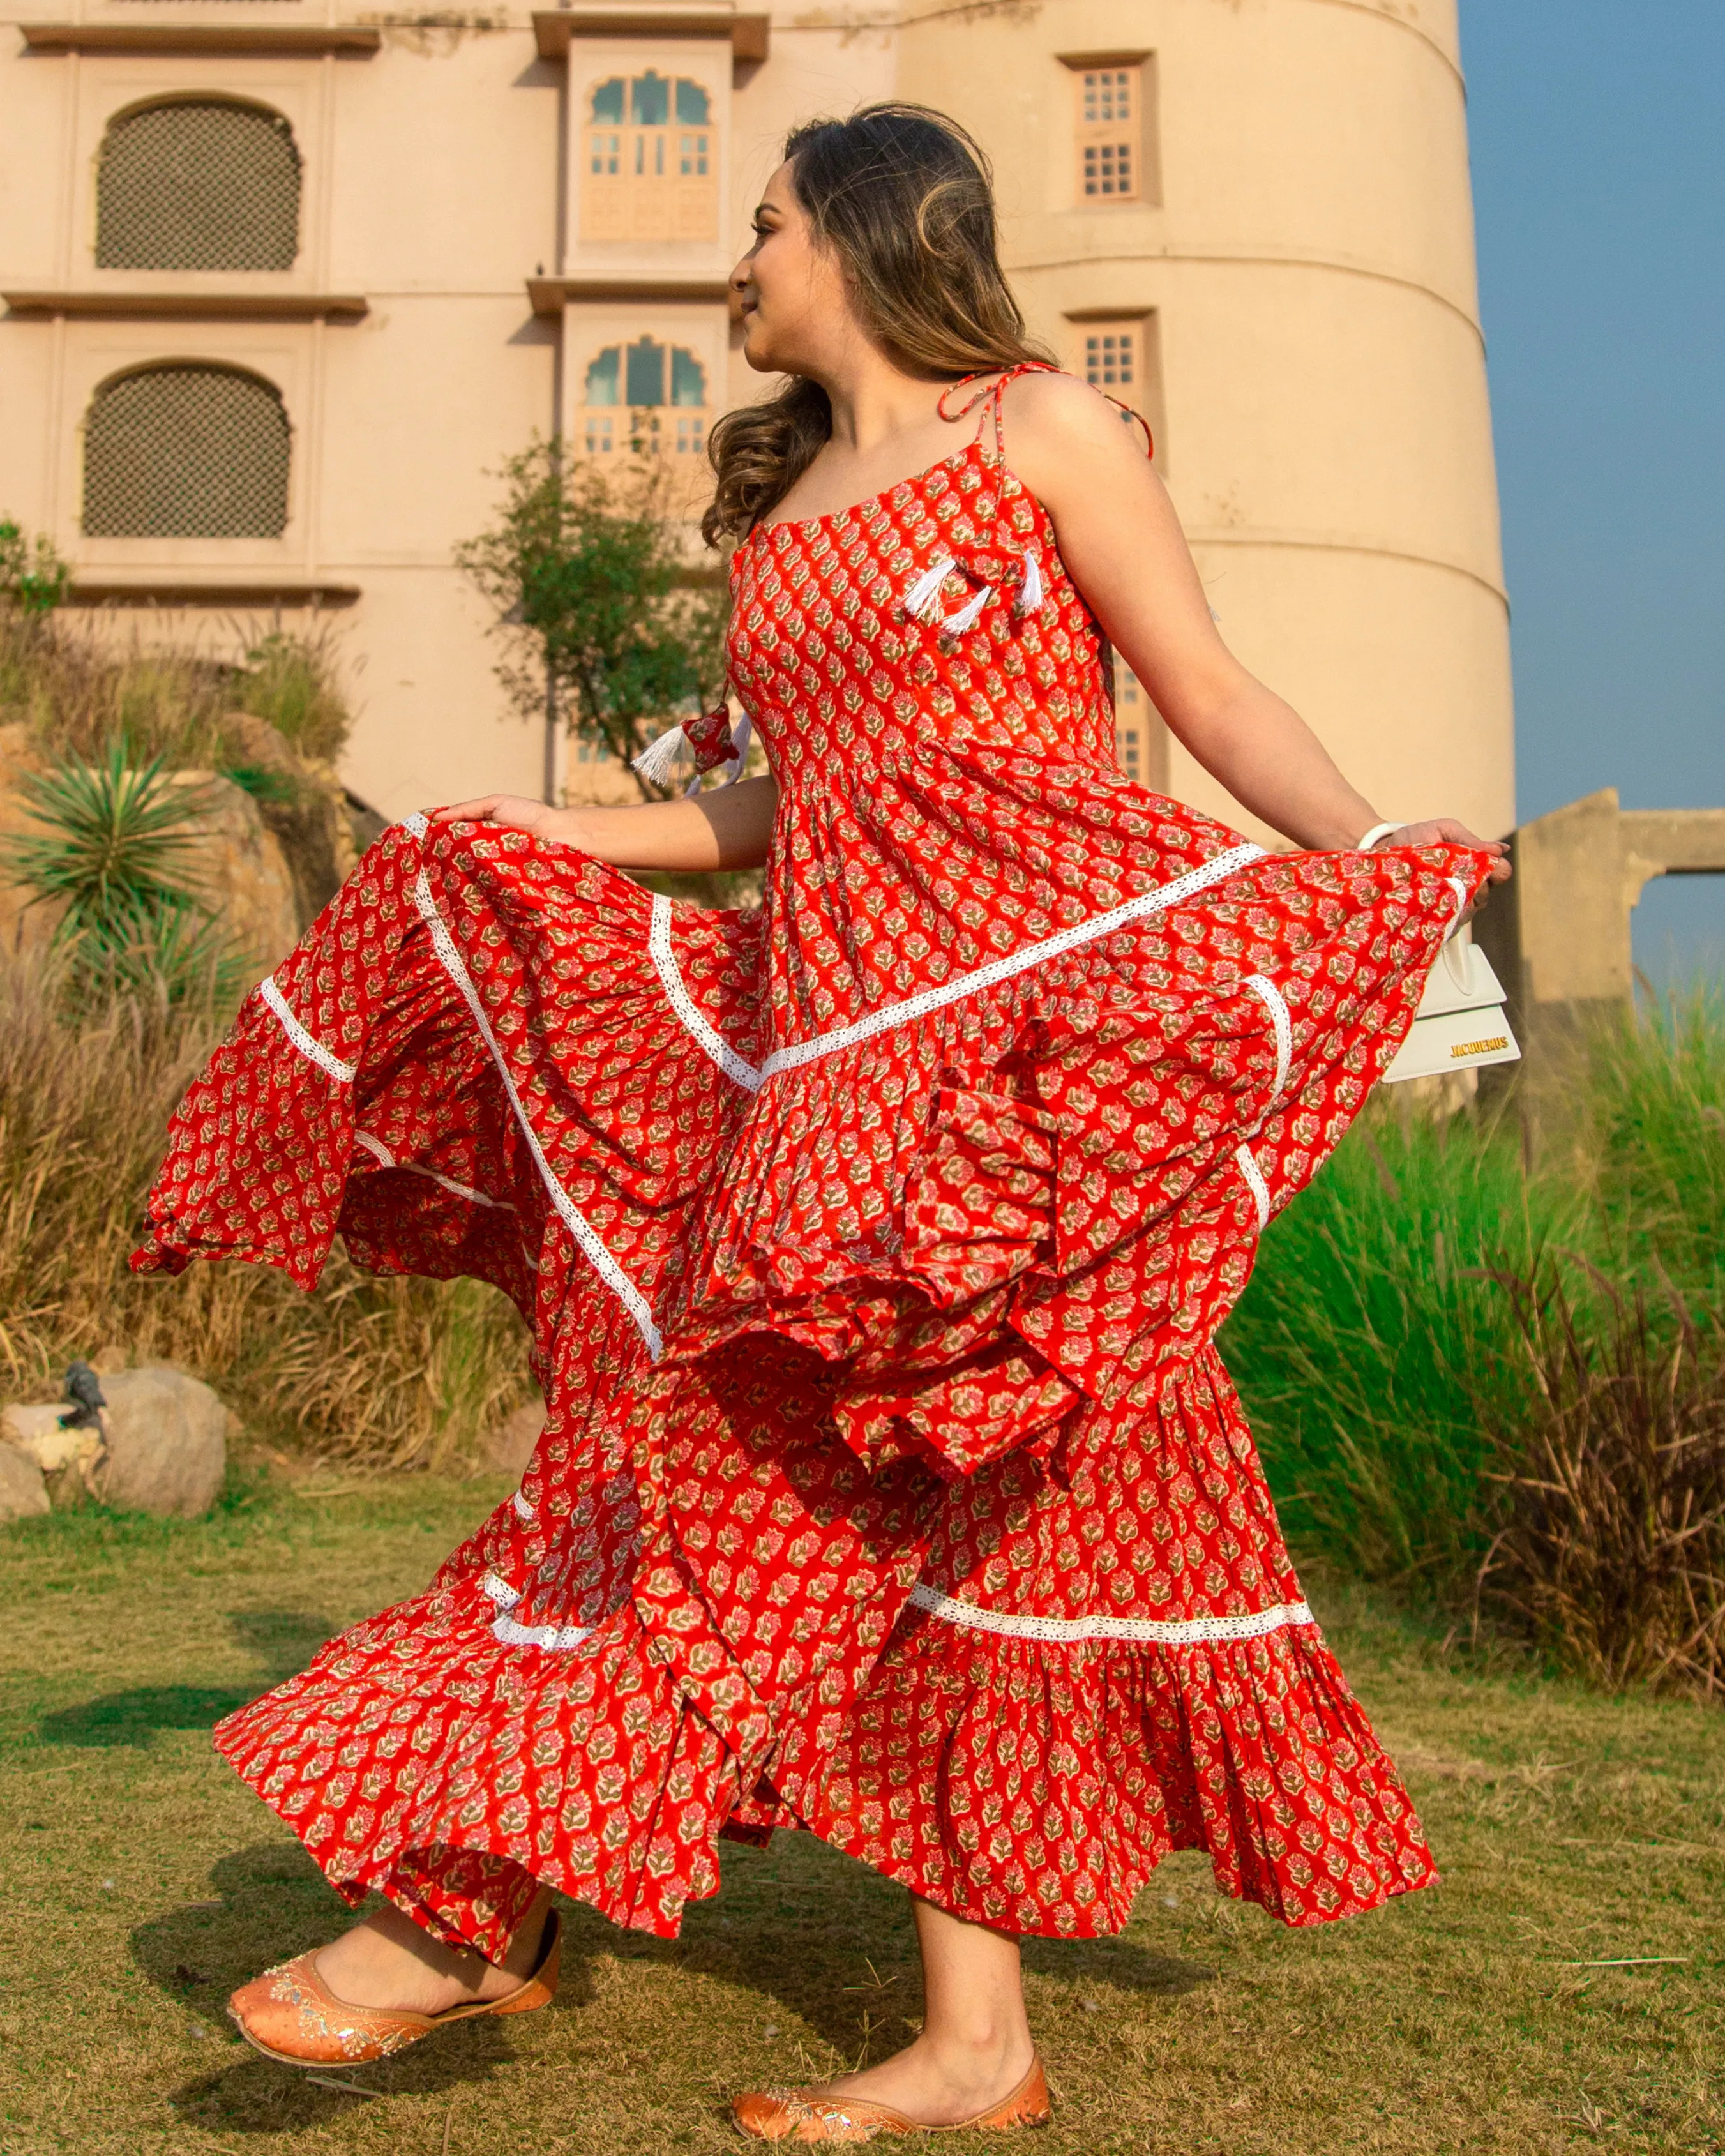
[997,368,1154,504]
[1001,367,1142,448]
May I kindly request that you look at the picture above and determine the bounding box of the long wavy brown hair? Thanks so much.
[701,104,1050,545]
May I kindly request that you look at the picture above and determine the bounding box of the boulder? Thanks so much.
[0,1401,103,1498]
[0,1443,50,1521]
[487,1399,546,1475]
[94,1366,228,1518]
[167,773,300,988]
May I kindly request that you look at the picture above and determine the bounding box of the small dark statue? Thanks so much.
[60,1361,107,1429]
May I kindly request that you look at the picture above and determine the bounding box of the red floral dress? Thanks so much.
[137,369,1486,1957]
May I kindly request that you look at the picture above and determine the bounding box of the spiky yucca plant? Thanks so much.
[1,743,241,1006]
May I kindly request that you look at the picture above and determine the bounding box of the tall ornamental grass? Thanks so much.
[0,949,532,1469]
[1223,1102,1572,1579]
[1228,988,1725,1691]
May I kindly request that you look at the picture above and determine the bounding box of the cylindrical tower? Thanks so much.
[898,0,1515,841]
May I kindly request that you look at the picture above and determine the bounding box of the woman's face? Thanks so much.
[730,161,854,376]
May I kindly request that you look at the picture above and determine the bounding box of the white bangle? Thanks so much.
[1355,822,1401,850]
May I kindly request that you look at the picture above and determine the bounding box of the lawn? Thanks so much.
[1,1475,1721,2156]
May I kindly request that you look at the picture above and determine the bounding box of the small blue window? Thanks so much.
[584,347,620,405]
[670,350,706,408]
[674,80,711,126]
[589,78,624,123]
[630,73,669,126]
[625,337,666,407]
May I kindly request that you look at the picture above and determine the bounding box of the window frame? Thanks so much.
[1066,308,1164,473]
[1057,49,1159,211]
[79,356,294,541]
[578,66,721,246]
[93,92,303,275]
[576,333,711,463]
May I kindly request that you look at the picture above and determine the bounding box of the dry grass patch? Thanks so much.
[1,1491,1722,2156]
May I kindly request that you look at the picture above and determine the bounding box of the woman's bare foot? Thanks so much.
[310,1889,551,2017]
[802,2028,1037,2126]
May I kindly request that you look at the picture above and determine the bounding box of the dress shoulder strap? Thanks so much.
[936,361,1154,464]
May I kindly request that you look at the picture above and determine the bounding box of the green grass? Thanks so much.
[1,1479,1722,2155]
[1224,1100,1570,1581]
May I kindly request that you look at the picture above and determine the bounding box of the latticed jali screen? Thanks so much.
[96,99,301,271]
[83,365,292,537]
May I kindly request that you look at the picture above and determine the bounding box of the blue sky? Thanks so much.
[1459,0,1724,978]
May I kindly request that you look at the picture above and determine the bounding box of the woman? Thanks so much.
[138,105,1506,2139]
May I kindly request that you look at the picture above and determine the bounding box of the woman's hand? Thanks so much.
[430,795,575,841]
[424,773,780,873]
[1379,819,1512,885]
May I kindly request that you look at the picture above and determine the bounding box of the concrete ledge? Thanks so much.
[532,11,768,62]
[66,580,361,608]
[528,275,731,316]
[19,23,382,56]
[4,292,369,323]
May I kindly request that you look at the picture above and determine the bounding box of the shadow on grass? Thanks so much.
[562,1832,1217,2068]
[139,1842,601,2132]
[35,1609,336,1751]
[38,1684,260,1749]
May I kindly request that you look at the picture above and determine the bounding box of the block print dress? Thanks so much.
[136,368,1485,1957]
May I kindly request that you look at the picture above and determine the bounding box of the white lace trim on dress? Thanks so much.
[758,843,1269,1078]
[260,976,356,1085]
[1235,1143,1271,1231]
[908,1580,1315,1645]
[410,863,663,1359]
[479,1569,591,1652]
[648,894,765,1092]
[352,1129,515,1211]
[1243,972,1292,1101]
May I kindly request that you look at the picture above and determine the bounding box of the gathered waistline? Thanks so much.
[652,841,1269,1094]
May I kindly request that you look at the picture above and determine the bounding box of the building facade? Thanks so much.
[0,0,1514,841]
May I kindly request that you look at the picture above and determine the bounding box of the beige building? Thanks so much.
[0,0,1514,841]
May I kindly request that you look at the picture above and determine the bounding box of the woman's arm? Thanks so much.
[428,771,778,871]
[1004,373,1508,878]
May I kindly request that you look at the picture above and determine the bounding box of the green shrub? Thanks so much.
[0,517,70,618]
[234,627,350,765]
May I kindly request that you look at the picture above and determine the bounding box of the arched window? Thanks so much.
[96,98,301,272]
[82,363,291,537]
[581,73,716,243]
[581,338,709,459]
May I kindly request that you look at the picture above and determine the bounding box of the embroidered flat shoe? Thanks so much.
[731,2052,1050,2141]
[227,1909,561,2067]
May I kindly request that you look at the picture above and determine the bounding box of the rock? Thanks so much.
[487,1399,545,1475]
[0,1443,50,1520]
[0,1401,103,1495]
[168,773,301,987]
[94,1366,227,1518]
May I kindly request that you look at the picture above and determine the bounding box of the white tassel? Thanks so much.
[631,721,691,788]
[942,583,993,637]
[725,708,753,784]
[1015,547,1044,616]
[904,554,956,622]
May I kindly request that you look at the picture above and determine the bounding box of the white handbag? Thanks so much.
[1381,928,1521,1083]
